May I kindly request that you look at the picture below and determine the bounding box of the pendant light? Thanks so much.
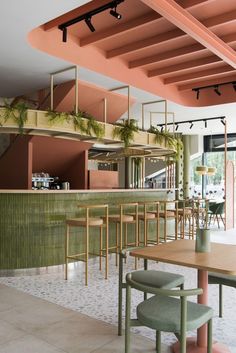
[195,165,208,175]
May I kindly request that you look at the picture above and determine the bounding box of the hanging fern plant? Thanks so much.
[148,125,183,161]
[46,108,104,139]
[72,111,87,134]
[46,109,70,125]
[83,111,105,139]
[1,100,28,134]
[113,119,139,148]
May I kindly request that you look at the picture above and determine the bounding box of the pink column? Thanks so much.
[197,269,208,347]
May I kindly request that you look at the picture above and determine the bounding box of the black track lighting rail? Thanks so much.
[157,116,226,129]
[192,81,236,100]
[58,0,124,41]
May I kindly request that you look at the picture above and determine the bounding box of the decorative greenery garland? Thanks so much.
[0,103,183,159]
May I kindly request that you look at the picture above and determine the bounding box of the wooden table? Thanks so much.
[130,240,236,353]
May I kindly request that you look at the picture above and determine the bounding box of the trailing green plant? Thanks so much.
[72,111,87,134]
[83,111,105,139]
[46,108,104,139]
[46,109,70,125]
[1,100,29,134]
[113,119,139,148]
[148,125,183,161]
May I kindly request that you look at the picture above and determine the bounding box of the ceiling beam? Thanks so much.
[148,56,221,77]
[129,43,204,68]
[129,32,236,69]
[107,29,184,59]
[178,74,236,91]
[140,0,236,69]
[107,9,236,59]
[80,0,208,46]
[164,65,235,85]
[80,12,161,47]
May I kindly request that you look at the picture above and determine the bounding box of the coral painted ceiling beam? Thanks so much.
[164,65,235,85]
[148,56,222,77]
[129,32,236,69]
[107,9,236,59]
[79,0,209,46]
[140,0,236,69]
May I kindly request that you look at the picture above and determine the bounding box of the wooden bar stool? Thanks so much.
[65,204,109,285]
[108,202,139,265]
[158,200,178,242]
[177,199,194,239]
[137,201,160,246]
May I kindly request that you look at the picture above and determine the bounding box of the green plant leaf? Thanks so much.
[113,119,139,148]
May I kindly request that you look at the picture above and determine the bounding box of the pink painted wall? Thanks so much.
[0,135,91,189]
[88,170,119,189]
[39,79,135,124]
[0,135,32,189]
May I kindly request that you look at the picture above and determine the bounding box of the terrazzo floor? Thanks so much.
[0,227,236,352]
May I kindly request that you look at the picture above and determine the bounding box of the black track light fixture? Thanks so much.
[161,126,164,132]
[192,80,236,99]
[85,17,95,32]
[175,124,179,131]
[62,27,67,42]
[214,85,221,96]
[221,118,225,126]
[110,7,122,19]
[58,0,124,39]
[189,121,193,129]
[196,89,200,100]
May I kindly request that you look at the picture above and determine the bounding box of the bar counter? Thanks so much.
[0,189,175,270]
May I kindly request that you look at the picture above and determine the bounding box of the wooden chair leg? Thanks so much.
[65,224,69,280]
[116,223,119,266]
[99,226,103,271]
[85,223,89,286]
[105,223,109,280]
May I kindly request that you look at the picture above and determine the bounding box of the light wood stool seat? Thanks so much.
[108,203,138,265]
[135,202,160,246]
[159,211,176,217]
[177,208,192,216]
[108,214,134,223]
[67,218,104,227]
[157,200,178,242]
[65,204,109,285]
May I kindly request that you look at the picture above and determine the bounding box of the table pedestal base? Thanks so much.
[173,337,230,353]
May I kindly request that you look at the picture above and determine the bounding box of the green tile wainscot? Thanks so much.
[0,189,175,269]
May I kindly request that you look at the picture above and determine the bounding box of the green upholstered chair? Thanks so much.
[118,249,185,336]
[208,202,225,228]
[125,272,213,353]
[209,272,236,317]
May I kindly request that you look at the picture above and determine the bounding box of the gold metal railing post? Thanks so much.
[141,99,167,131]
[110,85,131,123]
[50,65,79,113]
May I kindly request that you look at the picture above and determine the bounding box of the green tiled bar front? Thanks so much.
[0,190,175,269]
